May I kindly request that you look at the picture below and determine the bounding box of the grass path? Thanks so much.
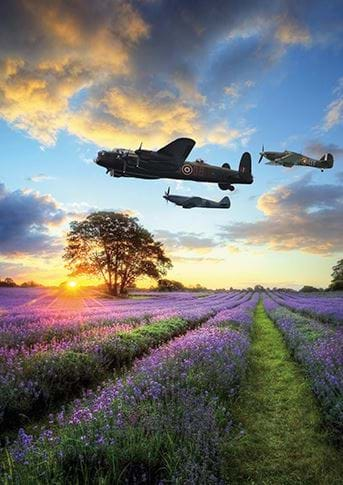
[222,300,343,484]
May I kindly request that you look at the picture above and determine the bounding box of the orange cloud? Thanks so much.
[221,175,343,254]
[275,17,311,45]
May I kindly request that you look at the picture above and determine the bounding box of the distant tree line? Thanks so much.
[156,279,209,292]
[0,278,42,288]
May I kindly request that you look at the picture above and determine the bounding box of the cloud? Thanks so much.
[304,141,343,159]
[172,256,224,264]
[0,0,149,145]
[154,229,219,253]
[27,173,56,182]
[0,182,66,255]
[227,245,240,254]
[224,80,255,101]
[322,77,343,131]
[0,0,319,149]
[219,175,343,254]
[275,16,311,45]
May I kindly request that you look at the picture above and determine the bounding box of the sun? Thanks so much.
[67,280,78,289]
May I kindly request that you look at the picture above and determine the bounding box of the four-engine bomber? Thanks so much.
[95,138,253,192]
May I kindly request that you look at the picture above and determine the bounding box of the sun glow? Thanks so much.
[67,280,78,289]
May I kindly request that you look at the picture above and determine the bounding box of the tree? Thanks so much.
[21,281,41,288]
[63,212,172,296]
[299,285,319,293]
[157,278,185,292]
[0,277,17,287]
[329,259,343,291]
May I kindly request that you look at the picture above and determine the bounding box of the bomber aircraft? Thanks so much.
[258,146,334,172]
[163,187,231,209]
[95,138,253,191]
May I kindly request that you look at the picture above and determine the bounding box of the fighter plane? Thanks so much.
[258,146,334,172]
[163,187,231,209]
[95,138,253,191]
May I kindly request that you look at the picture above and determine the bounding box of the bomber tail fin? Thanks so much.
[239,152,252,174]
[320,153,334,168]
[239,152,253,182]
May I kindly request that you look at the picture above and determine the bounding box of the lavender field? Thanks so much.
[0,288,342,483]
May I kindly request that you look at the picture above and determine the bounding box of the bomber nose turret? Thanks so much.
[94,151,106,166]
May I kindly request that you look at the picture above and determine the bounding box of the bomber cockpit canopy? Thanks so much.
[112,148,137,156]
[195,158,205,164]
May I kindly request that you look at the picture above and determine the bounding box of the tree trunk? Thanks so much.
[107,282,118,296]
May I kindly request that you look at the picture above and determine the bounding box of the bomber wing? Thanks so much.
[157,138,196,163]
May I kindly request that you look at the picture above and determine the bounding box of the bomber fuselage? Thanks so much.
[95,150,253,185]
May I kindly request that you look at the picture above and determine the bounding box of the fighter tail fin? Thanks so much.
[320,153,334,168]
[220,196,231,208]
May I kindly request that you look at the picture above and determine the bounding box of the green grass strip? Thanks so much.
[222,300,343,485]
[1,316,205,436]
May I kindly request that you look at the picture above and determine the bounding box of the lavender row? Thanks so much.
[0,292,251,357]
[270,291,343,324]
[2,294,258,483]
[0,290,245,348]
[1,292,248,362]
[0,292,253,432]
[263,294,343,440]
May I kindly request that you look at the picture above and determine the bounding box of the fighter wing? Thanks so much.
[182,197,199,208]
[279,151,316,167]
[276,152,298,167]
[157,138,196,163]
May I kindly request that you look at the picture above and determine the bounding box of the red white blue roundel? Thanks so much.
[181,164,193,175]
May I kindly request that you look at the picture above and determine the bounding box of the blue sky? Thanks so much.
[0,0,342,288]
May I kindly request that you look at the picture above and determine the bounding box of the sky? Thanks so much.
[0,0,342,289]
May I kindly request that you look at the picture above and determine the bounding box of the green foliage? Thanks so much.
[157,278,185,292]
[0,277,17,287]
[329,279,343,291]
[329,259,343,290]
[99,317,191,369]
[24,351,101,402]
[300,285,320,292]
[1,317,198,430]
[64,211,172,295]
[331,259,343,282]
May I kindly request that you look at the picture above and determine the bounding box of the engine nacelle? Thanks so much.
[218,183,235,191]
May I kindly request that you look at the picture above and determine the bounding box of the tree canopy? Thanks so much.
[329,259,343,291]
[63,212,172,295]
[157,278,185,292]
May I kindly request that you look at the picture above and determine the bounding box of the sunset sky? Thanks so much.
[0,0,342,289]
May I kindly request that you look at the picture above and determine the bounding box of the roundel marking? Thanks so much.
[181,164,193,176]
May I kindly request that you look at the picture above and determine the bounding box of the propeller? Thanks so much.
[164,186,170,204]
[134,142,143,168]
[258,144,265,164]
